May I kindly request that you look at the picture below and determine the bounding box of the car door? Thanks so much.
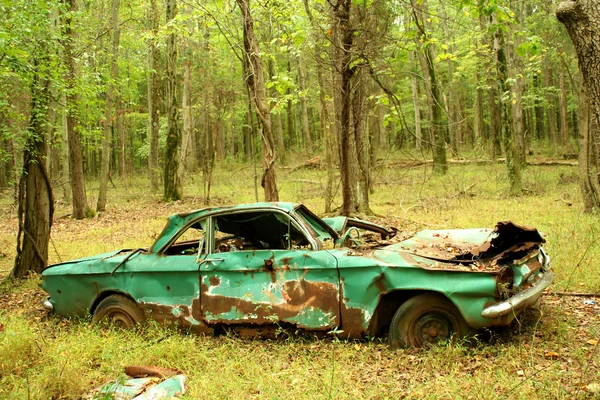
[124,219,208,332]
[199,210,340,331]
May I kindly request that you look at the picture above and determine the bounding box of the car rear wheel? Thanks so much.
[92,294,146,329]
[388,293,468,348]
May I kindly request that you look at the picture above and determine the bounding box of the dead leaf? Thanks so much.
[587,339,598,346]
[544,351,561,359]
[586,382,600,393]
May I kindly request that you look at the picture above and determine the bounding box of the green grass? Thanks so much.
[1,158,600,398]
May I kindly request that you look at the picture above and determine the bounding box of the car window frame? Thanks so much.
[205,208,318,254]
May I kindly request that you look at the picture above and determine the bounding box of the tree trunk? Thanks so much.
[13,62,54,278]
[559,71,570,146]
[237,0,279,201]
[286,60,295,149]
[297,57,312,153]
[577,87,599,211]
[474,71,484,143]
[411,0,447,174]
[303,0,335,213]
[494,21,522,195]
[352,69,372,215]
[147,0,160,192]
[163,0,182,201]
[180,60,193,180]
[557,0,600,209]
[97,0,120,212]
[409,50,423,151]
[545,67,558,145]
[60,93,72,203]
[331,0,355,215]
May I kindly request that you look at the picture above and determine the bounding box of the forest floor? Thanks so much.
[0,158,599,398]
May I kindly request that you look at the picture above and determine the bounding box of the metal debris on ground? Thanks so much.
[87,366,185,400]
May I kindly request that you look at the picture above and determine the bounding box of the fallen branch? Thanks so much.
[384,158,578,168]
[547,291,600,297]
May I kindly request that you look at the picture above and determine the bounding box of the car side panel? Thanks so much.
[329,249,499,338]
[200,249,340,330]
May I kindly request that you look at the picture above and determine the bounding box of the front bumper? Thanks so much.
[481,269,554,319]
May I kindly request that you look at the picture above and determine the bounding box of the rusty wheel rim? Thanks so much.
[413,312,453,346]
[107,310,135,328]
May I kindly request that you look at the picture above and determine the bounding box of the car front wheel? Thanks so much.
[388,293,469,348]
[92,294,146,329]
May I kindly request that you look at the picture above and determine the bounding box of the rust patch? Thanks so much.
[209,276,221,286]
[200,280,340,330]
[338,285,367,339]
[140,302,212,335]
[373,272,387,292]
[280,257,292,271]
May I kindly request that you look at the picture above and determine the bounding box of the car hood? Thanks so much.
[385,221,545,264]
[43,249,139,271]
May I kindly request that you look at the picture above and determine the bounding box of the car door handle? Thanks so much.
[199,257,225,268]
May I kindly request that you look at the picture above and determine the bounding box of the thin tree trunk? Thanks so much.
[578,87,599,211]
[163,0,182,201]
[147,0,160,192]
[303,0,334,212]
[286,59,295,149]
[412,0,447,174]
[545,67,558,145]
[62,0,90,218]
[559,71,570,146]
[180,61,193,180]
[353,70,371,215]
[97,0,120,212]
[60,94,71,203]
[237,0,279,201]
[409,51,422,151]
[474,71,484,143]
[331,0,355,215]
[297,57,312,153]
[495,22,522,195]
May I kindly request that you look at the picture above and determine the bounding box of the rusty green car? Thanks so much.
[42,202,553,347]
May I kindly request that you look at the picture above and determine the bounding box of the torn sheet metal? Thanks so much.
[89,366,185,400]
[387,221,545,268]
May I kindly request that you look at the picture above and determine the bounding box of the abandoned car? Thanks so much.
[42,202,553,347]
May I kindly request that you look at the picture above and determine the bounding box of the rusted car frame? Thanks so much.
[42,202,553,347]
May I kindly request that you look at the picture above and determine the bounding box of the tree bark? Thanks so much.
[13,61,54,278]
[494,21,522,195]
[163,0,182,201]
[331,0,355,216]
[147,0,160,192]
[411,0,447,174]
[577,87,599,211]
[557,0,600,209]
[97,0,120,212]
[409,50,423,151]
[237,0,279,201]
[297,57,312,153]
[180,60,193,178]
[303,0,335,213]
[559,71,570,146]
